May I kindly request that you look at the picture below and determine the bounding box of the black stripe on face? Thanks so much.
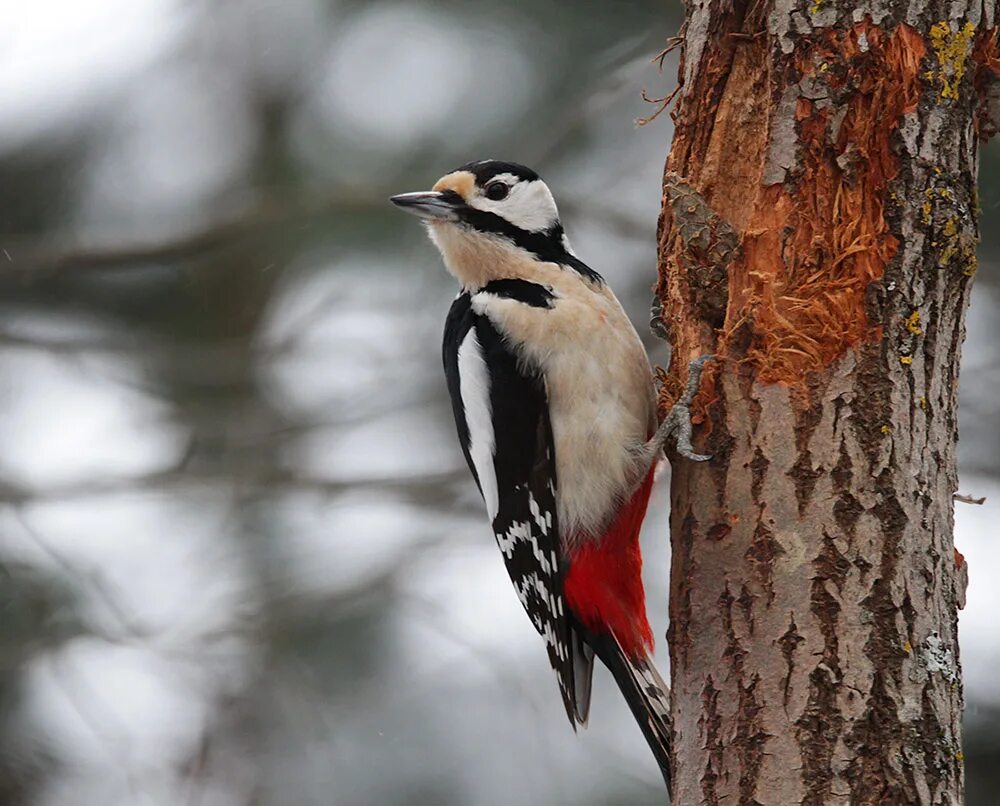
[457,208,605,285]
[479,279,555,308]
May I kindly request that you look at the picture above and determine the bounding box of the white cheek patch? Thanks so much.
[467,175,560,233]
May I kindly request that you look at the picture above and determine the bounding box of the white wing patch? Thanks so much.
[496,518,558,576]
[495,519,533,560]
[457,328,499,520]
[528,492,553,536]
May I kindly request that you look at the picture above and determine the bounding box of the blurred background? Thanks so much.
[0,1,997,804]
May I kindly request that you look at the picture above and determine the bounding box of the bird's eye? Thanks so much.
[484,181,510,201]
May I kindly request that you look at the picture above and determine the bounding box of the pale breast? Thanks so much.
[472,269,656,541]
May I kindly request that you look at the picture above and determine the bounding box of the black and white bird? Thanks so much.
[391,160,709,793]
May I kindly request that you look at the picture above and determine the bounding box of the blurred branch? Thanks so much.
[0,331,137,354]
[14,512,152,641]
[0,193,385,278]
[0,467,469,505]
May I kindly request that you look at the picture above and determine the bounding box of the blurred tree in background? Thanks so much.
[0,2,997,805]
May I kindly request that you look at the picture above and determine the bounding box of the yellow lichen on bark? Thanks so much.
[928,21,977,100]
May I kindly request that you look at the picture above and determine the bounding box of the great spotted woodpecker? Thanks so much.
[391,160,709,791]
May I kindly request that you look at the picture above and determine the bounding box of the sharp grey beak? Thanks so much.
[389,191,462,222]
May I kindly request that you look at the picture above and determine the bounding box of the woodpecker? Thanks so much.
[391,160,709,792]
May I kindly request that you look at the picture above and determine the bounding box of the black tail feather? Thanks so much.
[573,622,672,795]
[601,644,672,793]
[570,627,595,724]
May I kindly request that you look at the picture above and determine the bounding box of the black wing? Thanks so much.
[442,285,584,723]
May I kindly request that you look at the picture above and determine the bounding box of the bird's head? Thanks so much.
[391,160,592,289]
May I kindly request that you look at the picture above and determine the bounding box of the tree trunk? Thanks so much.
[654,2,997,803]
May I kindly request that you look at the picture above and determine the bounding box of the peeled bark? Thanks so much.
[654,2,997,803]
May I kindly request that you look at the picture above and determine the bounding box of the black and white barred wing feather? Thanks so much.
[443,287,580,723]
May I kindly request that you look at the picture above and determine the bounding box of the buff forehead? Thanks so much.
[432,170,477,201]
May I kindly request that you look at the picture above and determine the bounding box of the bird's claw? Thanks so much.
[676,446,712,462]
[665,354,714,463]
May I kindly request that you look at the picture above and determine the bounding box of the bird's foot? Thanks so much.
[650,354,714,462]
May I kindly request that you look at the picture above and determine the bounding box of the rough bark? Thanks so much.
[654,1,997,803]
